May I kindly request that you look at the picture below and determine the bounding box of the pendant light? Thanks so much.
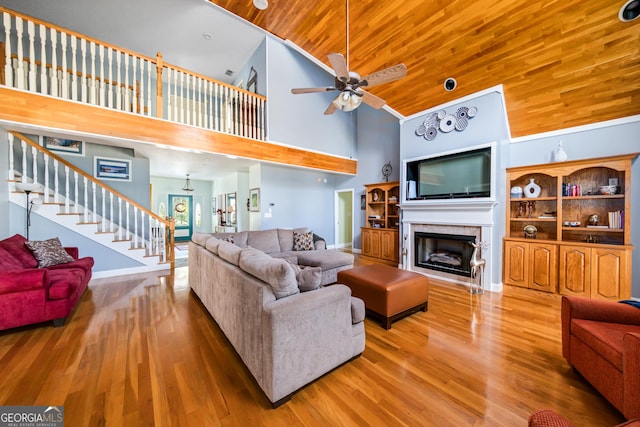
[182,174,194,192]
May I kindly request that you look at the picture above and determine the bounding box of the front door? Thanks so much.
[169,194,193,242]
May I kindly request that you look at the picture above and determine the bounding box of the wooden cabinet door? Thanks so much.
[504,241,528,288]
[362,229,381,258]
[559,246,590,297]
[381,231,398,262]
[590,248,629,300]
[529,243,557,293]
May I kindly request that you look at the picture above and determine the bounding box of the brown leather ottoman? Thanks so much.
[337,264,429,329]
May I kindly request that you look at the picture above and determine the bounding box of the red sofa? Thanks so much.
[0,234,94,330]
[528,409,640,426]
[561,295,640,420]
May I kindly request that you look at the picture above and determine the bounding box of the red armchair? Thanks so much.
[0,234,94,330]
[561,295,640,420]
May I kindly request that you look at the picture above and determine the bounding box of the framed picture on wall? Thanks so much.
[44,137,84,156]
[249,188,260,211]
[361,194,366,210]
[94,156,132,181]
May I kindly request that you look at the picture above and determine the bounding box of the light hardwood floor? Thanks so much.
[0,256,626,426]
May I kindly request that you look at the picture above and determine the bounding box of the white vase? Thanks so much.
[553,141,568,162]
[524,178,541,198]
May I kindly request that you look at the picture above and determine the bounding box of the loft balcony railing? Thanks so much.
[0,7,266,141]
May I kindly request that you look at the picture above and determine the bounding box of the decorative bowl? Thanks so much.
[599,185,617,195]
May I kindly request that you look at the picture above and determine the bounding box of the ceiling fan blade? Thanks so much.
[291,87,337,94]
[324,101,338,115]
[360,63,407,88]
[360,90,387,109]
[328,53,349,82]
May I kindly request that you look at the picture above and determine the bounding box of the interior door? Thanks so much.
[169,194,193,242]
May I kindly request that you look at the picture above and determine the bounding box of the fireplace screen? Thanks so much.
[414,232,476,277]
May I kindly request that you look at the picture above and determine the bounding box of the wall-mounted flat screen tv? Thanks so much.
[406,146,492,200]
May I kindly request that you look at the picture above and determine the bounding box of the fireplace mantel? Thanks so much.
[400,198,498,292]
[400,199,497,211]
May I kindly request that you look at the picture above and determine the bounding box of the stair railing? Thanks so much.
[8,131,175,265]
[0,7,266,141]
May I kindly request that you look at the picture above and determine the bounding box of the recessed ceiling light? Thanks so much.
[619,0,640,21]
[202,32,213,40]
[253,0,268,10]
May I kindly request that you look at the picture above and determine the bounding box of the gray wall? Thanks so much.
[265,37,356,159]
[258,164,335,244]
[335,106,401,249]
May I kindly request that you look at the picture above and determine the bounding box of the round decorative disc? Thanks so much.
[439,114,456,132]
[415,124,427,136]
[425,126,438,140]
[455,117,468,131]
[456,106,469,119]
[468,106,478,118]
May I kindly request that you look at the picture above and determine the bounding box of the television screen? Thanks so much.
[407,146,491,200]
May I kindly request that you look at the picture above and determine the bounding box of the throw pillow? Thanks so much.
[292,230,314,251]
[25,237,75,268]
[289,263,322,292]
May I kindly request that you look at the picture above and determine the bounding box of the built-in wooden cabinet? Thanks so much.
[361,181,400,265]
[504,240,557,293]
[503,154,637,300]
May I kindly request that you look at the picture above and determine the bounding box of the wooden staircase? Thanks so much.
[7,131,174,271]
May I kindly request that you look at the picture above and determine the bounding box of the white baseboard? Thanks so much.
[91,263,170,279]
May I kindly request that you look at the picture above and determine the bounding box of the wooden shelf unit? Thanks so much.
[361,181,400,265]
[503,153,637,300]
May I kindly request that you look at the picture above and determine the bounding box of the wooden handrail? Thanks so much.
[10,131,169,226]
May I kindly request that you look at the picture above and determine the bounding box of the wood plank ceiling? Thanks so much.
[210,0,640,138]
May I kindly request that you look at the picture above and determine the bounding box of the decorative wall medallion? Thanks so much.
[415,106,478,140]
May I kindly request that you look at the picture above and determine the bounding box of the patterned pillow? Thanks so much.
[292,230,314,251]
[25,237,75,268]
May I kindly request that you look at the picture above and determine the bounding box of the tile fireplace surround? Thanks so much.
[401,200,498,292]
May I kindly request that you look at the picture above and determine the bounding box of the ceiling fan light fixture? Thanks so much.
[253,0,268,10]
[619,0,640,21]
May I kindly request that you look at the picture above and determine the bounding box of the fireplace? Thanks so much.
[414,232,476,277]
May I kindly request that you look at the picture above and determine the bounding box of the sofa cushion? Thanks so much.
[205,237,221,255]
[214,231,248,248]
[0,246,26,271]
[25,238,75,268]
[277,227,308,252]
[217,240,242,266]
[571,319,640,370]
[239,247,299,299]
[289,263,322,292]
[269,252,298,264]
[293,230,314,251]
[0,234,38,269]
[294,250,354,270]
[246,229,281,253]
[191,232,213,247]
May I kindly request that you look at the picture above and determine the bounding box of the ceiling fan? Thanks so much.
[291,54,407,114]
[290,0,407,115]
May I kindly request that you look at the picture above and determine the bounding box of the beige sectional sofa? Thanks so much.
[189,229,365,407]
[207,227,354,285]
